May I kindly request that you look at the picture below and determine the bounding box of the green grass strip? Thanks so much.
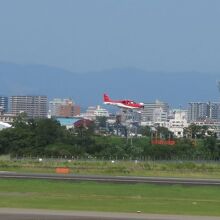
[0,179,220,216]
[1,160,220,179]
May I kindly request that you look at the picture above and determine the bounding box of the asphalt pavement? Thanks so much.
[0,209,219,220]
[1,172,220,186]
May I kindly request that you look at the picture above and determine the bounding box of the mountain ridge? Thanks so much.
[0,62,219,108]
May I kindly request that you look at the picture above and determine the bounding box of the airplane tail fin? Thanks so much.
[103,93,111,102]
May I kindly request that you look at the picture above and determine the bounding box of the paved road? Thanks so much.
[0,172,220,186]
[0,209,219,220]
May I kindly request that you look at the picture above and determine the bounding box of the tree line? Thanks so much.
[0,115,220,160]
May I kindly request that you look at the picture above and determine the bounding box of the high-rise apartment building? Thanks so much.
[141,100,169,122]
[49,98,63,116]
[153,108,168,122]
[49,98,80,117]
[0,96,8,113]
[188,102,209,122]
[188,102,220,122]
[10,96,48,118]
[209,102,220,121]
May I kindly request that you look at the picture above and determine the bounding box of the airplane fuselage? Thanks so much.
[103,94,144,110]
[104,101,143,109]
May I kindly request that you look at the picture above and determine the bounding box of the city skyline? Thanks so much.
[1,94,220,140]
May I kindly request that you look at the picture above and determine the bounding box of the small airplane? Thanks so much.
[103,94,144,110]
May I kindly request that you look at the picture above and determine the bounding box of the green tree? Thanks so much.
[12,112,29,129]
[156,126,173,140]
[184,124,209,139]
[138,126,151,137]
[33,118,64,147]
[96,116,107,128]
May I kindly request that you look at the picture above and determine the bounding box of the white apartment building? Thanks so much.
[168,109,188,137]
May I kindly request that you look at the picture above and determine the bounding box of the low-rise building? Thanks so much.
[81,105,109,120]
[0,121,11,130]
[55,117,81,129]
[0,108,16,123]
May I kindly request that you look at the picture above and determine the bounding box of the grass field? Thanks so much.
[0,157,220,179]
[0,179,219,216]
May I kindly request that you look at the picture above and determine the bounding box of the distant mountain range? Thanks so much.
[0,61,219,108]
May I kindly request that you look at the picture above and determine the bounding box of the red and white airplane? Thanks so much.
[103,94,144,110]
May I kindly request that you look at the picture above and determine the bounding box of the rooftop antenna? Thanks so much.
[218,81,220,93]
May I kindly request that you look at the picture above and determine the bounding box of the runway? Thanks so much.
[0,174,219,219]
[0,172,220,186]
[0,208,219,220]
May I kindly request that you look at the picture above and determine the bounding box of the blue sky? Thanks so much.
[0,0,220,73]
